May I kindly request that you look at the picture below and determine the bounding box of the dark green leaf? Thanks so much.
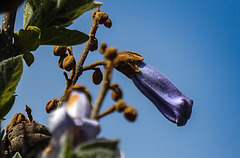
[40,26,89,46]
[72,139,120,158]
[23,51,34,67]
[0,55,23,118]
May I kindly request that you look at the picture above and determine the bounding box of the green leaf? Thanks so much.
[23,51,34,67]
[12,152,23,158]
[59,136,73,158]
[40,26,89,46]
[17,26,41,51]
[0,55,23,119]
[0,95,15,119]
[72,139,120,158]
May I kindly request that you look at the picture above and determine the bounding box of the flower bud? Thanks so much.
[6,113,29,133]
[99,42,107,54]
[92,68,103,85]
[58,54,68,69]
[89,37,98,51]
[104,47,117,60]
[53,46,67,56]
[95,12,108,24]
[111,83,122,101]
[63,55,76,71]
[123,106,137,122]
[104,18,112,28]
[45,98,59,113]
[114,99,126,112]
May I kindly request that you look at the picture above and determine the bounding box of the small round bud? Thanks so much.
[104,18,112,28]
[124,106,137,122]
[58,54,68,69]
[111,83,122,101]
[45,98,59,113]
[63,55,76,71]
[104,47,117,60]
[92,68,103,85]
[95,12,108,24]
[53,46,67,56]
[114,99,126,112]
[89,37,98,51]
[99,42,107,54]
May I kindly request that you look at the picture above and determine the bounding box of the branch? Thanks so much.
[0,10,17,60]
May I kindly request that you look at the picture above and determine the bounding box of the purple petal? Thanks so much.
[131,62,193,126]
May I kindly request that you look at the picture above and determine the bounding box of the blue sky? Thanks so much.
[1,0,240,157]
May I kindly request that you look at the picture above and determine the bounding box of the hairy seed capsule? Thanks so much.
[45,98,59,113]
[104,18,112,28]
[62,55,76,71]
[92,68,103,85]
[89,37,98,51]
[53,46,67,56]
[124,106,138,122]
[95,12,108,24]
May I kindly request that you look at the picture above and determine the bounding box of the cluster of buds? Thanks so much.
[89,9,112,52]
[53,46,76,72]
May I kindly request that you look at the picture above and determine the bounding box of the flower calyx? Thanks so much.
[113,51,143,78]
[123,105,138,122]
[92,67,103,85]
[69,85,92,102]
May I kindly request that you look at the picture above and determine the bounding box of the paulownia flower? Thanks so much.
[113,51,193,126]
[43,88,100,157]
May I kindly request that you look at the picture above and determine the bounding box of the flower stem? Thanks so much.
[91,61,113,120]
[0,10,17,60]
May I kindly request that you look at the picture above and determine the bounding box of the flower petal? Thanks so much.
[131,62,193,126]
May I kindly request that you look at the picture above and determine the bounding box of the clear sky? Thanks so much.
[1,0,240,158]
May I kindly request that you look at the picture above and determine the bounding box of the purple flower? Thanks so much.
[43,90,100,157]
[131,62,193,126]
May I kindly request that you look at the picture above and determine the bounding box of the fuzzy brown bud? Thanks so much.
[104,47,117,60]
[6,113,29,133]
[95,12,109,24]
[99,42,107,54]
[45,98,59,113]
[63,55,76,71]
[92,68,103,85]
[114,99,127,112]
[89,37,98,51]
[53,46,67,56]
[58,53,68,69]
[124,106,138,122]
[104,18,112,28]
[111,83,123,101]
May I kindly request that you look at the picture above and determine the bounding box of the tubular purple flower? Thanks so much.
[131,62,193,126]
